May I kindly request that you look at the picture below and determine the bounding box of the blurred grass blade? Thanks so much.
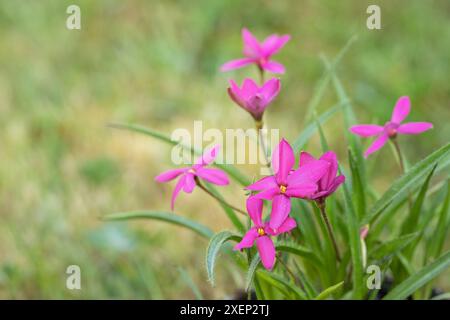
[256,270,307,300]
[206,231,241,286]
[383,250,450,300]
[103,211,213,239]
[366,143,450,225]
[342,175,364,299]
[427,180,450,260]
[401,165,437,236]
[245,254,261,292]
[349,148,367,220]
[277,243,323,268]
[314,281,344,300]
[370,233,419,261]
[178,267,204,300]
[108,123,251,186]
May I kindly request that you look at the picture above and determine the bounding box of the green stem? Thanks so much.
[255,120,272,171]
[276,253,305,292]
[391,138,413,210]
[195,178,246,215]
[317,201,341,262]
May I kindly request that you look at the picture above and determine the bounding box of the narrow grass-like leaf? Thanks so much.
[277,243,323,268]
[349,148,366,220]
[108,123,251,186]
[206,231,241,286]
[370,233,419,261]
[103,211,213,239]
[178,267,204,300]
[314,281,344,300]
[366,143,450,225]
[245,254,261,293]
[384,251,450,300]
[427,180,450,260]
[256,270,307,300]
[401,165,437,235]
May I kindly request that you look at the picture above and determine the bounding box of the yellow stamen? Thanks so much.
[279,185,287,194]
[257,227,265,236]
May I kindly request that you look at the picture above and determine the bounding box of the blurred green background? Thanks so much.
[0,0,449,298]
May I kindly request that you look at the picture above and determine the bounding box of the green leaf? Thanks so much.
[314,281,344,300]
[178,267,204,300]
[349,148,367,220]
[108,123,251,186]
[370,233,419,261]
[366,143,450,225]
[401,165,437,236]
[383,250,450,300]
[206,231,241,286]
[256,270,307,300]
[277,243,323,268]
[427,180,450,260]
[245,254,261,293]
[342,175,364,299]
[103,211,213,239]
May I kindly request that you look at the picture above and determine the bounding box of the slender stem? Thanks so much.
[317,201,341,262]
[391,138,413,210]
[276,253,305,291]
[258,66,265,85]
[195,178,246,215]
[255,120,272,171]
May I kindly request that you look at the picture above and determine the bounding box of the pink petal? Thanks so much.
[349,125,384,137]
[391,96,411,124]
[364,134,389,158]
[261,60,285,74]
[246,175,278,191]
[246,196,263,226]
[274,138,295,185]
[319,151,338,190]
[269,194,291,230]
[195,167,229,186]
[274,217,297,235]
[311,175,345,199]
[397,122,433,135]
[242,28,261,57]
[171,175,186,210]
[256,236,276,270]
[183,173,196,193]
[253,187,280,200]
[227,87,246,109]
[220,58,255,72]
[261,34,291,56]
[287,160,330,186]
[285,182,318,198]
[234,228,258,251]
[299,151,316,167]
[155,168,186,182]
[261,78,281,103]
[194,144,221,167]
[241,78,259,99]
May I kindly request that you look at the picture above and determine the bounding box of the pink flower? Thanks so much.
[299,151,345,202]
[246,139,330,230]
[220,28,290,74]
[155,145,229,209]
[234,197,297,270]
[227,78,281,121]
[350,96,433,158]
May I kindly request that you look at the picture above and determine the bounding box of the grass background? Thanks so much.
[0,0,449,298]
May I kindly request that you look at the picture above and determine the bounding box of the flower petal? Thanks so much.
[269,194,291,230]
[242,28,261,57]
[364,134,389,158]
[256,236,276,270]
[274,217,297,235]
[246,175,278,191]
[285,182,318,198]
[299,151,316,167]
[261,78,281,103]
[183,173,196,193]
[349,125,384,137]
[274,138,295,185]
[397,122,433,135]
[391,96,411,124]
[155,168,186,182]
[253,187,280,200]
[171,175,186,210]
[261,34,291,56]
[261,60,285,74]
[220,58,255,72]
[241,78,259,99]
[287,160,330,186]
[194,144,221,167]
[234,228,258,251]
[195,167,229,185]
[319,151,338,190]
[246,196,263,226]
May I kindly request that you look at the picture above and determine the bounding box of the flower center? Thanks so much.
[188,168,196,174]
[257,227,265,236]
[385,122,398,138]
[279,185,287,194]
